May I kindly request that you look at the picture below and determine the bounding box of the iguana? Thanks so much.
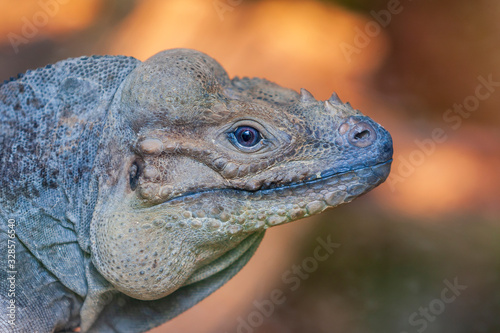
[0,48,392,332]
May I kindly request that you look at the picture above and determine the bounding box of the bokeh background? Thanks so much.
[1,0,499,332]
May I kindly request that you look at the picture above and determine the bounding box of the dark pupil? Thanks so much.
[235,126,260,147]
[241,130,253,142]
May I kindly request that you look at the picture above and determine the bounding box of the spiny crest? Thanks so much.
[328,92,342,104]
[299,88,316,103]
[298,88,356,118]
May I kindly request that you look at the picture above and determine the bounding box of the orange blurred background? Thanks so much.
[1,0,499,332]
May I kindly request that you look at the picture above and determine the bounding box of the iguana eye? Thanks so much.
[223,121,273,154]
[232,126,262,148]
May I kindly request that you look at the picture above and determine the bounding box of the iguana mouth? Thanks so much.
[161,159,392,207]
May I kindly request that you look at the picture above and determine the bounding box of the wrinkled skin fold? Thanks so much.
[0,49,392,332]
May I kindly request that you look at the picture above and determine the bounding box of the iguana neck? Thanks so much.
[0,56,140,299]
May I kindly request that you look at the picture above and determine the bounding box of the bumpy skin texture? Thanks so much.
[0,49,392,332]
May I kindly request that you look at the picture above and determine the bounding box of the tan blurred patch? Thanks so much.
[377,126,500,218]
[391,146,481,215]
[107,0,388,99]
[0,0,102,44]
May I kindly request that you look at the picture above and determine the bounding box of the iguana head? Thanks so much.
[90,49,392,300]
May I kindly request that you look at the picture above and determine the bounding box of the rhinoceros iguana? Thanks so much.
[0,48,392,332]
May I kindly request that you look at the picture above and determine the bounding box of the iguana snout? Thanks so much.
[90,49,393,301]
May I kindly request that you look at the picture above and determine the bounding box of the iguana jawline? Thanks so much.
[157,159,392,207]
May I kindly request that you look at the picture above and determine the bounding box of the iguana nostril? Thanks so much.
[354,130,370,140]
[347,121,376,148]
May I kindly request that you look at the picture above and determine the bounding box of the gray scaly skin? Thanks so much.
[0,49,392,332]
